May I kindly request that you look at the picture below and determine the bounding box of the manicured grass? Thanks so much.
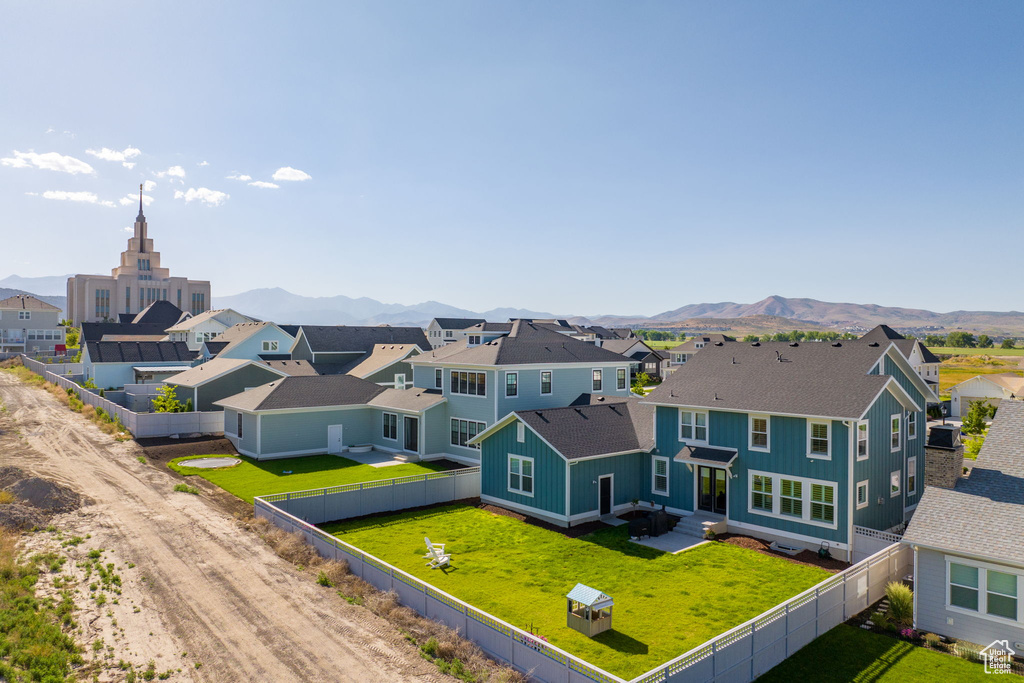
[643,340,680,349]
[323,504,830,679]
[169,454,453,504]
[929,346,1024,357]
[758,624,987,682]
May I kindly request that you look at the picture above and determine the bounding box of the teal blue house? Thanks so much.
[472,339,937,562]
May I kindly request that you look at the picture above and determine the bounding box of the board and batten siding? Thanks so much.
[191,365,281,412]
[259,408,374,457]
[914,547,1024,647]
[653,406,695,511]
[480,420,565,518]
[568,452,646,517]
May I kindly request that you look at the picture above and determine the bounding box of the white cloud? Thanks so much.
[26,190,116,207]
[173,187,229,207]
[143,180,157,192]
[2,150,94,175]
[248,180,279,189]
[45,127,55,134]
[272,166,312,181]
[198,160,209,166]
[123,226,133,233]
[119,193,154,207]
[155,165,186,179]
[85,146,142,168]
[226,173,252,181]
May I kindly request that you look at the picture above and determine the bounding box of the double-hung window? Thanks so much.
[751,475,773,511]
[810,484,835,524]
[652,457,669,495]
[749,415,769,451]
[450,370,486,396]
[616,368,627,390]
[383,413,398,440]
[907,457,917,496]
[908,412,917,440]
[808,421,830,459]
[540,371,552,395]
[679,410,708,443]
[592,369,603,392]
[506,372,518,397]
[857,422,869,460]
[891,414,901,451]
[435,368,442,389]
[949,561,1020,621]
[780,479,803,518]
[236,413,243,438]
[508,455,533,496]
[451,419,486,449]
[890,470,901,497]
[19,311,31,320]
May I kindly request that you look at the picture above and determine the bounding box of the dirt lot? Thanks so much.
[0,371,446,683]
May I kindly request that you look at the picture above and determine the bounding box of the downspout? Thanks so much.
[565,460,572,527]
[846,419,855,562]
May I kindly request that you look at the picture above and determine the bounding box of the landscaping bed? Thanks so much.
[322,503,831,679]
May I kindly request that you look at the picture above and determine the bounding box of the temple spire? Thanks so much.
[137,183,145,221]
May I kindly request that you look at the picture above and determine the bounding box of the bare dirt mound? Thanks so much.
[0,503,47,530]
[0,465,30,488]
[6,477,86,513]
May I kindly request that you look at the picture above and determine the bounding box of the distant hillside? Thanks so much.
[0,274,72,297]
[213,287,555,326]
[0,288,67,319]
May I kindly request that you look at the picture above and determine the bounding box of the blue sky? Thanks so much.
[1,1,1021,316]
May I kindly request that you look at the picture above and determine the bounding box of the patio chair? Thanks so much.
[423,540,451,569]
[422,537,445,558]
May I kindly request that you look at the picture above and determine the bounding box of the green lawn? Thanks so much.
[644,340,680,349]
[758,624,987,682]
[323,504,830,679]
[929,346,1024,357]
[169,454,452,504]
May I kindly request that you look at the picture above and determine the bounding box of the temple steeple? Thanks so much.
[137,183,146,222]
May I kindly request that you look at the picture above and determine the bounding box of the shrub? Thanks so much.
[316,570,333,587]
[870,611,890,630]
[886,581,914,626]
[923,632,942,649]
[173,484,200,495]
[0,491,15,505]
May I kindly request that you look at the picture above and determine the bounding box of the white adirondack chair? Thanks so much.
[423,537,450,569]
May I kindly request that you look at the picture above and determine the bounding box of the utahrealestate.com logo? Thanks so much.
[981,640,1015,675]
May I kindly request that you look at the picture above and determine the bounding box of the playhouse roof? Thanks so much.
[566,583,613,609]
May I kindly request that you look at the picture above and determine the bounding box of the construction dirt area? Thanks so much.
[0,370,449,682]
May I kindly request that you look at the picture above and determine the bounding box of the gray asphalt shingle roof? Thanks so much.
[0,294,60,311]
[367,388,445,412]
[517,395,654,460]
[300,325,429,355]
[857,325,942,364]
[668,334,736,354]
[131,300,186,326]
[432,318,486,330]
[86,341,197,363]
[412,321,630,367]
[81,322,170,343]
[261,359,320,376]
[644,341,898,419]
[215,374,385,412]
[903,400,1024,566]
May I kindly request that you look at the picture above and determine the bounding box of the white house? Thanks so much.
[165,308,257,351]
[950,373,1024,417]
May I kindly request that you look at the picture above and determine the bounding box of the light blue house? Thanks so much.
[82,340,199,390]
[472,339,936,562]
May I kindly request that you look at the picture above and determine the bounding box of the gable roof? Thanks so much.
[207,322,295,357]
[464,322,513,334]
[367,387,445,412]
[0,294,60,311]
[432,318,486,330]
[131,300,186,326]
[215,374,385,412]
[855,326,941,364]
[645,341,925,420]
[668,334,736,354]
[164,358,286,388]
[339,344,420,378]
[261,359,320,376]
[298,325,430,356]
[81,322,170,343]
[410,321,630,367]
[953,373,1024,396]
[497,394,654,460]
[164,308,254,332]
[85,341,197,364]
[599,338,651,357]
[903,400,1024,566]
[859,324,906,342]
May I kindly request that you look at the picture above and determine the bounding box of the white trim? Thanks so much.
[906,456,917,496]
[890,469,901,497]
[381,412,398,441]
[643,400,850,422]
[481,494,569,527]
[678,408,709,445]
[615,367,627,391]
[748,414,770,453]
[592,368,603,392]
[890,413,902,452]
[508,454,535,498]
[516,422,525,443]
[856,480,869,510]
[505,371,519,398]
[539,370,553,396]
[944,555,1024,625]
[856,420,869,461]
[746,469,838,530]
[726,519,849,551]
[448,369,488,398]
[907,410,917,440]
[450,416,487,451]
[806,419,831,460]
[652,456,670,496]
[598,474,614,516]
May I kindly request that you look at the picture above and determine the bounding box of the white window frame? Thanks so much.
[592,369,603,392]
[748,414,770,452]
[616,367,627,391]
[539,371,552,395]
[907,456,917,496]
[890,469,901,497]
[890,413,901,452]
[908,411,917,440]
[746,470,838,529]
[382,412,398,441]
[945,556,1024,624]
[856,480,869,510]
[468,335,481,346]
[516,422,525,443]
[856,421,869,461]
[652,456,669,495]
[750,474,773,512]
[262,340,279,352]
[18,311,30,320]
[679,409,709,445]
[508,455,534,497]
[807,420,831,460]
[394,373,405,390]
[505,372,518,398]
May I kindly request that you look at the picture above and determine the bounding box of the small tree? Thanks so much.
[151,384,185,413]
[1001,338,1017,349]
[961,401,990,435]
[631,371,651,394]
[924,334,946,346]
[977,334,993,349]
[742,334,759,343]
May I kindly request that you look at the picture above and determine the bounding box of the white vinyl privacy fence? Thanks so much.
[255,488,913,683]
[21,356,83,377]
[258,468,481,524]
[852,525,904,564]
[20,357,223,438]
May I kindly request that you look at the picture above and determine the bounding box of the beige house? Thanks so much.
[67,187,211,325]
[0,294,65,354]
[950,373,1024,417]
